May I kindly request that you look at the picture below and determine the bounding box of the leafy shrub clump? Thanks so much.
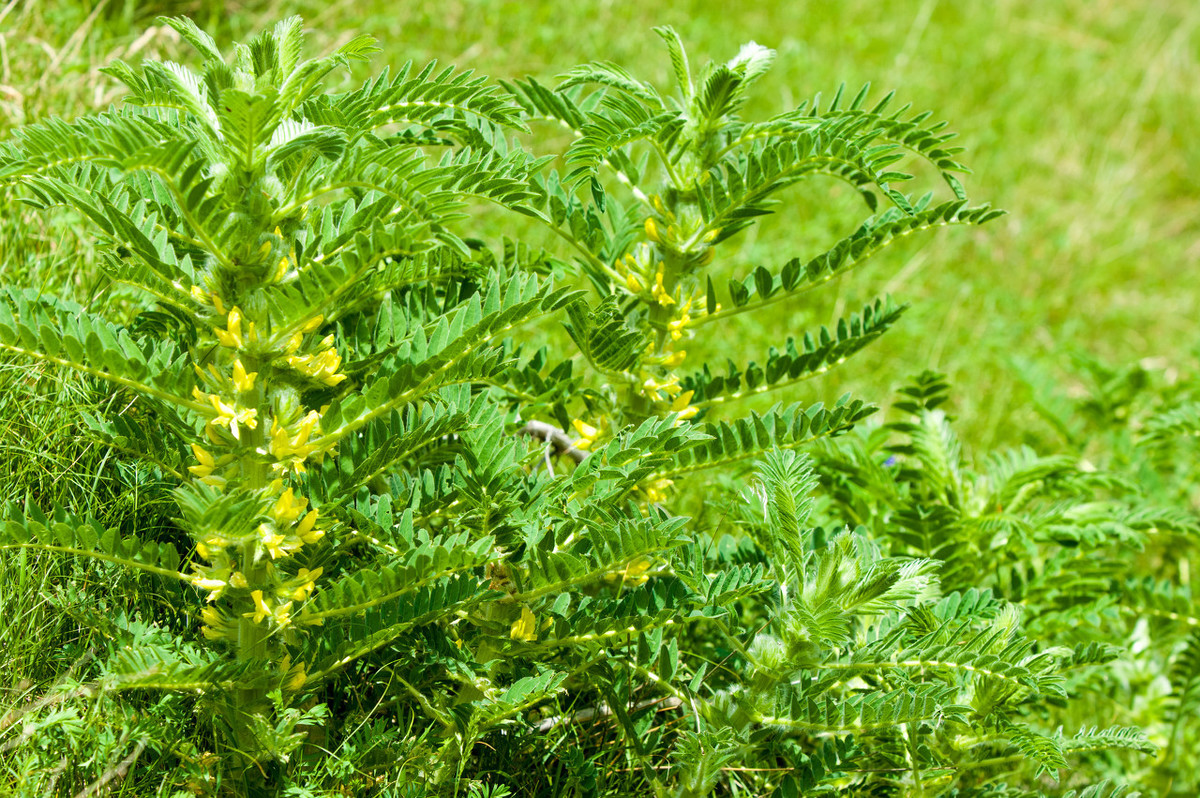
[0,14,1181,798]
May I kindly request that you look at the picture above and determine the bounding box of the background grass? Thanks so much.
[3,0,1196,453]
[0,1,1196,792]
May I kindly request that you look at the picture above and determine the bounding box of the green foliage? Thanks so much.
[2,13,1177,798]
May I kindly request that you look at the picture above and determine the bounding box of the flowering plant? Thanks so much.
[0,17,1037,796]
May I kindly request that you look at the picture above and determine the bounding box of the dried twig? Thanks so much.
[534,696,682,733]
[519,419,589,464]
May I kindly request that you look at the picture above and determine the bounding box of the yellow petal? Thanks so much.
[571,419,599,439]
[671,390,695,413]
[644,217,662,243]
[232,360,257,393]
[299,315,325,334]
[190,443,215,468]
[248,590,270,623]
[296,509,319,538]
[510,605,537,642]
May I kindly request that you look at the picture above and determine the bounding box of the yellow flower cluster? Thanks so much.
[618,557,653,585]
[247,588,291,625]
[668,296,694,341]
[255,487,326,561]
[195,561,319,639]
[613,244,653,297]
[634,369,699,424]
[268,410,325,476]
[188,442,238,490]
[283,326,347,387]
[652,265,675,306]
[638,369,682,401]
[213,306,260,350]
[193,488,328,640]
[644,215,679,248]
[192,387,259,442]
[200,605,236,640]
[182,272,343,653]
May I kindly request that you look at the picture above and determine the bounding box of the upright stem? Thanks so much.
[234,353,274,758]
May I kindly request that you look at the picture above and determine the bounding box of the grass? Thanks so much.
[3,0,1196,452]
[0,0,1196,793]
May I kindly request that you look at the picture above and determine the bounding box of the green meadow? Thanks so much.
[0,1,1197,794]
[6,1,1197,447]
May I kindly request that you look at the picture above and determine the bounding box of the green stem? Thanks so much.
[232,351,274,759]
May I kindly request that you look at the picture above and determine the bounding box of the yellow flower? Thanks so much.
[571,419,600,450]
[290,566,323,601]
[201,606,222,627]
[213,306,244,349]
[204,422,225,446]
[666,383,698,426]
[662,350,686,368]
[671,390,696,414]
[272,488,307,524]
[642,479,674,504]
[621,557,652,585]
[260,525,289,559]
[668,297,694,341]
[269,416,321,472]
[294,410,321,442]
[247,590,271,623]
[210,292,227,315]
[510,604,537,642]
[188,443,216,478]
[296,565,323,583]
[644,217,663,244]
[203,393,257,440]
[652,267,675,306]
[232,359,257,393]
[641,372,682,399]
[200,606,228,640]
[298,314,325,334]
[196,532,231,560]
[625,273,644,293]
[191,576,228,602]
[295,509,324,545]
